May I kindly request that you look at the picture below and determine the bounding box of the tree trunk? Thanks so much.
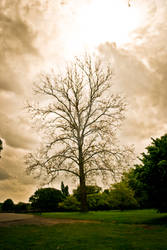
[79,167,88,212]
[78,142,88,212]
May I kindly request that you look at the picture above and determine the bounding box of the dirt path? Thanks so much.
[0,213,99,226]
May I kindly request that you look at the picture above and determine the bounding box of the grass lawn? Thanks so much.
[0,210,167,250]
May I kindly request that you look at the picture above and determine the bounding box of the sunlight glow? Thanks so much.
[68,0,144,55]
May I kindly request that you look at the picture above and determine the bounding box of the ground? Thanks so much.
[0,213,98,226]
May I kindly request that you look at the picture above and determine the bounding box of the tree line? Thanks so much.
[0,181,137,213]
[2,133,167,214]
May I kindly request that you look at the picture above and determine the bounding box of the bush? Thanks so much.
[87,193,100,210]
[59,196,80,211]
[87,192,113,211]
[109,183,138,210]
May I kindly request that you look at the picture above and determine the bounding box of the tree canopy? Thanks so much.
[29,188,64,212]
[134,134,167,212]
[1,199,14,212]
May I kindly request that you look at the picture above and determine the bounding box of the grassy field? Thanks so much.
[0,209,167,250]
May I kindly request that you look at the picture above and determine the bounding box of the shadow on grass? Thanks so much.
[144,216,167,226]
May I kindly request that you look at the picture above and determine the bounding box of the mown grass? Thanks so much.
[42,209,167,225]
[0,210,167,250]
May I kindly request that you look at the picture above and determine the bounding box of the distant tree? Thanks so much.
[61,181,69,198]
[26,54,133,212]
[29,188,64,212]
[109,182,138,211]
[134,134,167,212]
[1,199,15,212]
[14,202,29,213]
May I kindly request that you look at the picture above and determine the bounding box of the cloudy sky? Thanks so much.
[0,0,167,203]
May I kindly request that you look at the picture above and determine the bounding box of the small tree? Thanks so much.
[2,199,15,212]
[29,188,64,212]
[26,55,133,211]
[109,183,138,210]
[61,181,69,198]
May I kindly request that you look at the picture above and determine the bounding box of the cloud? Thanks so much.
[0,169,10,181]
[97,0,167,152]
[0,179,36,203]
[1,0,167,201]
[0,112,38,150]
[0,0,39,94]
[0,146,36,202]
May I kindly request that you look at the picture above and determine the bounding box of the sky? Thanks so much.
[0,0,167,203]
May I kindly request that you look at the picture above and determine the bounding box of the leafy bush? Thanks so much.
[59,196,80,211]
[109,183,138,210]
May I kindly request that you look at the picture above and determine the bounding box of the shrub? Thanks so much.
[59,196,80,211]
[109,183,138,210]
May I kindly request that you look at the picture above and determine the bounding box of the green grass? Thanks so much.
[42,209,167,225]
[0,210,167,249]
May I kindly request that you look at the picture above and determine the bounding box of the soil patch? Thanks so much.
[0,213,99,226]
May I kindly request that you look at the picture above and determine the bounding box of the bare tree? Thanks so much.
[25,55,133,212]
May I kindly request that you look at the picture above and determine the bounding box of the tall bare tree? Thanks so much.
[25,55,133,211]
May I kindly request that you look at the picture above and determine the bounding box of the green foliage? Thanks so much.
[73,185,101,201]
[29,188,64,212]
[87,193,111,210]
[87,193,100,210]
[14,202,29,213]
[61,181,69,198]
[134,134,167,212]
[1,199,15,212]
[59,196,80,211]
[122,169,150,208]
[109,182,138,210]
[97,192,112,210]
